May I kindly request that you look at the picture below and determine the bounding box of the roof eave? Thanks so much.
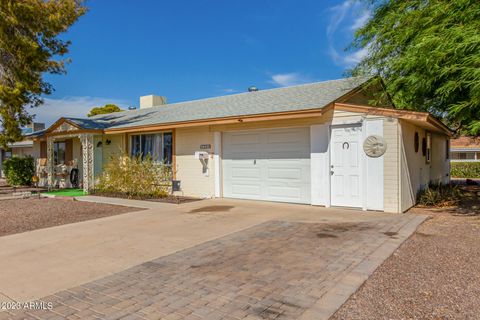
[104,108,325,134]
[334,102,452,136]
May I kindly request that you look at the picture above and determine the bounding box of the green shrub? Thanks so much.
[417,183,462,207]
[3,156,35,186]
[95,155,172,198]
[451,162,480,178]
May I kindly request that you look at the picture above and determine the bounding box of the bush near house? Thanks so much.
[95,155,172,198]
[417,183,462,207]
[451,162,480,178]
[3,156,35,186]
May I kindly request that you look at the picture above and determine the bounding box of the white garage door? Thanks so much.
[223,127,311,204]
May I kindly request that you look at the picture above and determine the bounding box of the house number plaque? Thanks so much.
[200,144,211,150]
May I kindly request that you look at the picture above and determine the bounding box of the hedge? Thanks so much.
[450,162,480,178]
[3,156,35,186]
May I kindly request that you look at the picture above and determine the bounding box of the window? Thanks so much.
[130,132,173,164]
[426,132,431,164]
[458,152,476,160]
[54,141,66,165]
[414,132,419,153]
[422,137,427,156]
[446,139,450,160]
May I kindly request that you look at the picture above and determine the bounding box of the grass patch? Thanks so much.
[41,189,87,197]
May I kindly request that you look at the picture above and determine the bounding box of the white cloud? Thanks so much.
[270,73,310,87]
[350,10,371,31]
[326,0,371,67]
[28,96,129,126]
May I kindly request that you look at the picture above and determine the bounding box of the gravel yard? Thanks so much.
[332,184,480,320]
[0,197,143,237]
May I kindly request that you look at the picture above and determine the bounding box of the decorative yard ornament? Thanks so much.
[363,135,387,158]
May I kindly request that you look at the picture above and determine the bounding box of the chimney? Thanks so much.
[139,95,167,109]
[28,122,45,131]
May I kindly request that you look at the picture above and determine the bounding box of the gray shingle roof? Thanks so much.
[27,76,372,137]
[92,76,372,130]
[64,117,111,129]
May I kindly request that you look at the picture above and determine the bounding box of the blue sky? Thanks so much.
[35,0,371,125]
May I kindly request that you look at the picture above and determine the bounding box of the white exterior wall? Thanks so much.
[310,124,330,206]
[399,120,450,212]
[364,119,384,211]
[200,110,396,212]
[431,133,450,184]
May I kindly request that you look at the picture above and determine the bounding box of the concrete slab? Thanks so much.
[0,197,425,319]
[74,195,176,209]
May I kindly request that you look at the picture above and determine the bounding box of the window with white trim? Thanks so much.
[130,132,172,164]
[426,132,431,164]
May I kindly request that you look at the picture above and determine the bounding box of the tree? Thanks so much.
[88,104,123,117]
[0,0,86,147]
[349,0,480,134]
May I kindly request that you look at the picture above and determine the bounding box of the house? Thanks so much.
[25,76,451,213]
[0,123,45,177]
[450,136,480,162]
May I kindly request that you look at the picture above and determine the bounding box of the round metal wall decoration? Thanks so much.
[363,135,387,158]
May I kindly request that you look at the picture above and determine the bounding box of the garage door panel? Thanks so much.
[223,127,311,204]
[267,186,303,199]
[231,167,262,179]
[267,167,303,180]
[231,184,262,197]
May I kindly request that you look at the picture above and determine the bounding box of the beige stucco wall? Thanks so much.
[32,141,41,159]
[174,127,215,198]
[102,134,125,165]
[89,106,447,213]
[383,118,400,213]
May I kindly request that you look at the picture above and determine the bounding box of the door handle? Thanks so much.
[254,159,256,165]
[330,170,334,175]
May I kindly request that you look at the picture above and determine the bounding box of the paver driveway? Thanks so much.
[0,199,425,320]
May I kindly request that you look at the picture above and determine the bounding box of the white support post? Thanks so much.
[46,137,54,190]
[213,131,222,198]
[80,134,94,193]
[310,124,330,206]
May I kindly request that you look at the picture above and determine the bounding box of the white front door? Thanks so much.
[223,127,311,204]
[330,124,362,207]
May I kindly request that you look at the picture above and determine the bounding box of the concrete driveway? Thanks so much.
[0,198,426,320]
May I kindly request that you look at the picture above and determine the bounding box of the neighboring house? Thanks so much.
[25,76,451,213]
[450,136,480,162]
[0,123,45,177]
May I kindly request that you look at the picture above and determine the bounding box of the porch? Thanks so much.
[34,119,99,193]
[36,134,94,192]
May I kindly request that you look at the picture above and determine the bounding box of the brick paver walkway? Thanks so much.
[1,215,423,320]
